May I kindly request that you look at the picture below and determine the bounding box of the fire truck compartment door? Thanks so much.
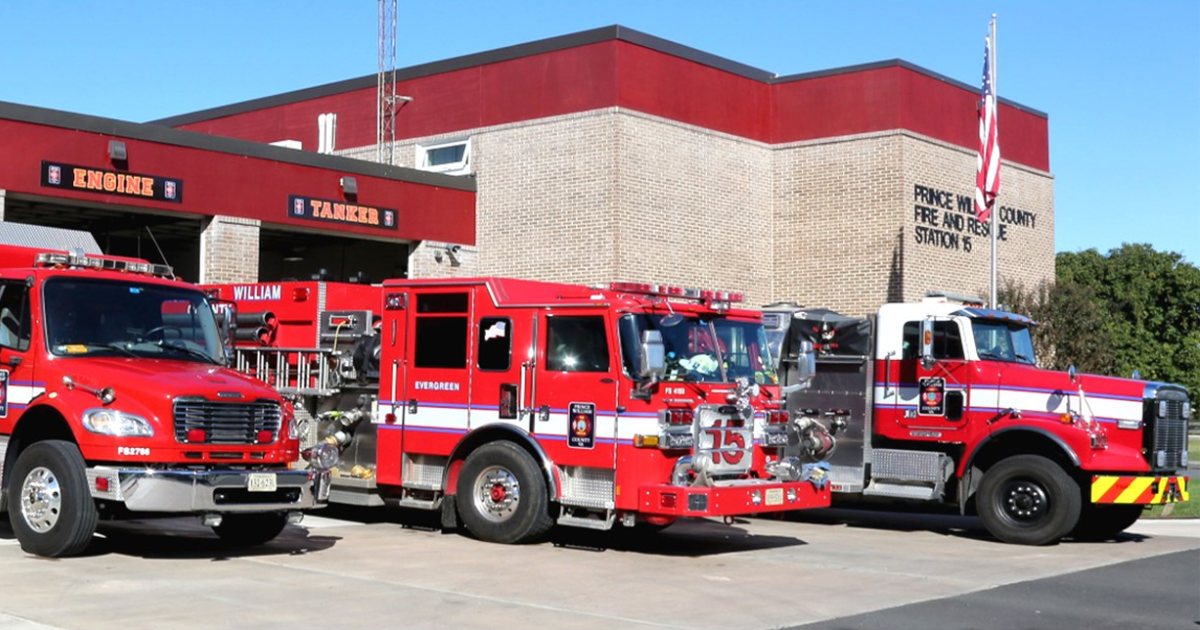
[400,289,473,452]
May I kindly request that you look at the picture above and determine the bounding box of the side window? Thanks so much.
[0,280,31,352]
[902,320,964,360]
[545,315,610,373]
[413,292,468,369]
[477,317,512,371]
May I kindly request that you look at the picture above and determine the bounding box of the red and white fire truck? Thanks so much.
[763,295,1191,545]
[0,226,330,557]
[207,278,832,544]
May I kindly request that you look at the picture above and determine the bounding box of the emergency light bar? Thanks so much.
[609,281,743,304]
[35,251,174,279]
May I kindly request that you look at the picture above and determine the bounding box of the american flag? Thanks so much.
[975,35,1000,223]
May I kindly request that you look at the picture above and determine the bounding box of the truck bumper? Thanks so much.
[638,480,831,517]
[1091,475,1189,504]
[86,466,332,513]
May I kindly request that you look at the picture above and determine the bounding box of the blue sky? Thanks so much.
[2,0,1197,264]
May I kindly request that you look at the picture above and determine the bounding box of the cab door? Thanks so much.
[0,277,36,436]
[890,318,972,436]
[532,312,619,470]
[469,311,535,432]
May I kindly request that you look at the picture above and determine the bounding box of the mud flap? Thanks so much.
[440,494,459,531]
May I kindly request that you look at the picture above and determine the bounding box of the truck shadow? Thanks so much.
[547,517,807,556]
[0,515,340,560]
[780,506,1151,544]
[318,504,806,557]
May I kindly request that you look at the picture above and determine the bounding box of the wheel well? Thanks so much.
[443,425,559,501]
[961,429,1079,515]
[2,406,76,502]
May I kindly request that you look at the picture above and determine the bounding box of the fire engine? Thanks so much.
[762,294,1191,545]
[207,278,832,544]
[0,225,330,557]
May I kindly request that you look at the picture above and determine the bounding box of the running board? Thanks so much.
[862,482,941,501]
[329,476,386,507]
[863,449,950,501]
[396,487,442,511]
[557,508,615,531]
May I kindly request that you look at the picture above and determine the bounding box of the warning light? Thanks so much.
[608,282,743,304]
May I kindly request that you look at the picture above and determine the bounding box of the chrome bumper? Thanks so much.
[86,466,331,513]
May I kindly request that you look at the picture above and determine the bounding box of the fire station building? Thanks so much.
[0,26,1053,315]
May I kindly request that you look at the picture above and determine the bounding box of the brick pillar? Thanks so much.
[199,216,260,284]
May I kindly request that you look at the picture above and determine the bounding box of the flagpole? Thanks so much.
[989,14,999,309]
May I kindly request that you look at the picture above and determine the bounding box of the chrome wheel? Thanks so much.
[472,465,521,523]
[20,467,63,533]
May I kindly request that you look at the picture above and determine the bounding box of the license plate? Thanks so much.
[247,473,277,493]
[765,488,784,506]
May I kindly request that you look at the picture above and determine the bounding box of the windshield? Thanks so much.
[970,319,1036,365]
[44,277,223,364]
[620,314,778,384]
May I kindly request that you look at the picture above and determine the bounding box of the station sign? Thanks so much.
[288,194,397,231]
[41,161,183,203]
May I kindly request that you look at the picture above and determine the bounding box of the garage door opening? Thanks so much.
[3,196,203,280]
[258,226,408,285]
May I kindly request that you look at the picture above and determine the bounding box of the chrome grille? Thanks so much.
[173,398,282,445]
[1148,397,1187,470]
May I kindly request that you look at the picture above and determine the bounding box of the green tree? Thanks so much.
[999,277,1117,375]
[1055,245,1200,395]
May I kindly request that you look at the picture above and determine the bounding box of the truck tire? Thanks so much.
[456,441,553,544]
[1069,504,1144,541]
[7,440,98,557]
[212,513,289,546]
[977,455,1080,546]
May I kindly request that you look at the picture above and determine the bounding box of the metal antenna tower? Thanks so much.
[376,0,397,165]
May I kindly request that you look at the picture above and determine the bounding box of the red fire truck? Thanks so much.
[762,295,1191,545]
[0,227,330,557]
[207,278,832,544]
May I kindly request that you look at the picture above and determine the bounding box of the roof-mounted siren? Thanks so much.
[923,290,985,307]
[608,281,743,310]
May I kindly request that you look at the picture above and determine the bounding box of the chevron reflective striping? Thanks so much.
[1116,478,1155,504]
[1092,475,1190,504]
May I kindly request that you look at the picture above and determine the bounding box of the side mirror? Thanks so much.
[920,319,936,370]
[639,330,666,379]
[1068,364,1077,384]
[782,340,817,395]
[795,339,816,384]
[945,390,965,421]
[210,298,237,364]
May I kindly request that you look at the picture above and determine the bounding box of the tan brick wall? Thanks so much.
[773,133,906,316]
[901,135,1055,306]
[612,113,774,305]
[771,131,1054,317]
[200,215,260,284]
[340,111,1054,315]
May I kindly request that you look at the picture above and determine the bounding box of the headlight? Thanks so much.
[82,408,154,437]
[288,416,301,440]
[1184,402,1192,420]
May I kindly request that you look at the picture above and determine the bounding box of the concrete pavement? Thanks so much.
[0,507,1195,630]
